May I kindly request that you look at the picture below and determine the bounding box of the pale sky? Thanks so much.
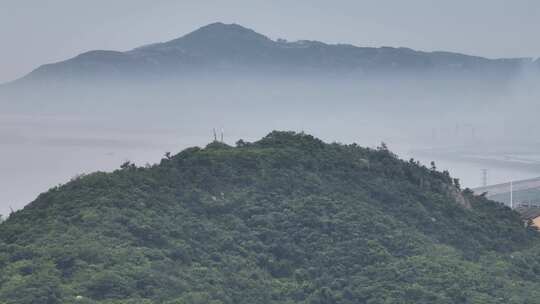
[1,0,539,83]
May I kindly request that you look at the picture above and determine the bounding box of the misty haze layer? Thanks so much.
[1,23,540,216]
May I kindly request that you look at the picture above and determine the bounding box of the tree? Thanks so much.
[236,139,247,147]
[0,262,62,304]
[120,161,135,170]
[377,142,389,152]
[453,178,461,190]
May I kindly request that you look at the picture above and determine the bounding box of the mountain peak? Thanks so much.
[197,22,252,32]
[191,22,267,37]
[166,22,272,46]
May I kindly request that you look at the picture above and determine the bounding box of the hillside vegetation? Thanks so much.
[1,131,540,303]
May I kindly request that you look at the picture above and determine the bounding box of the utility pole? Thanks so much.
[482,169,488,187]
[213,128,217,142]
[510,180,514,209]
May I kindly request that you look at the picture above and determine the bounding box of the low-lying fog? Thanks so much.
[1,73,540,216]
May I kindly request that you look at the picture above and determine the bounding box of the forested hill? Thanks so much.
[2,131,540,303]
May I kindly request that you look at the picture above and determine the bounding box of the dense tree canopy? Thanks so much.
[1,131,540,303]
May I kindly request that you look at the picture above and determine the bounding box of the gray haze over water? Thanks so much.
[2,73,540,216]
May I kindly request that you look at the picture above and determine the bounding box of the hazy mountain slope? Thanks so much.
[1,131,540,304]
[9,22,536,84]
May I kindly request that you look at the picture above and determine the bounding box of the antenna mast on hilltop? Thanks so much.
[220,128,224,143]
[482,169,488,187]
[213,128,217,142]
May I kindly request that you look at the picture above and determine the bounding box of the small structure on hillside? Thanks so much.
[516,207,540,229]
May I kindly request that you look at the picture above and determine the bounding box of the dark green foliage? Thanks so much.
[1,131,540,303]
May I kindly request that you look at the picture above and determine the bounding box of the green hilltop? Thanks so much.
[1,131,540,303]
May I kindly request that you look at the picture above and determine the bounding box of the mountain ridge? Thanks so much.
[8,22,537,85]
